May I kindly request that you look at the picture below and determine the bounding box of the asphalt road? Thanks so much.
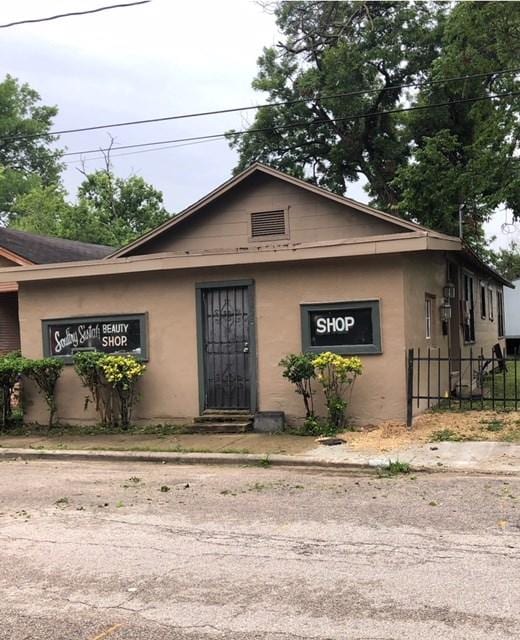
[0,459,518,640]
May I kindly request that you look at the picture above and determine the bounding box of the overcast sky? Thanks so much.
[0,0,516,248]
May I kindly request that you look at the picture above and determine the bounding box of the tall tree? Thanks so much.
[394,1,520,245]
[75,170,171,246]
[492,241,520,281]
[0,75,62,223]
[10,171,171,248]
[230,1,520,249]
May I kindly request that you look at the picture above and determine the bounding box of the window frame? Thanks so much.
[497,288,505,338]
[300,299,382,355]
[42,313,149,364]
[488,286,494,321]
[462,271,476,344]
[425,294,435,341]
[480,281,487,319]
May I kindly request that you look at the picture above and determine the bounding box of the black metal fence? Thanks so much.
[406,346,520,426]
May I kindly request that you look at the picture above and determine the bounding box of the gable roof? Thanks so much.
[109,162,455,259]
[0,228,113,265]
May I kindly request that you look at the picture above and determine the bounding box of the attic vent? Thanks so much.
[250,210,286,238]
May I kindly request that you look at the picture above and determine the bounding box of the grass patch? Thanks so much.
[377,460,412,477]
[430,429,464,442]
[501,429,520,442]
[386,460,411,475]
[0,422,191,438]
[483,419,505,432]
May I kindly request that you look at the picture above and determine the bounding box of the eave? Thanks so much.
[0,231,459,284]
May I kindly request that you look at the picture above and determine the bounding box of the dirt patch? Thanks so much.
[340,411,520,453]
[0,432,315,456]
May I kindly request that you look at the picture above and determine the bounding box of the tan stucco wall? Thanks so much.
[18,255,407,426]
[403,253,505,418]
[129,173,407,256]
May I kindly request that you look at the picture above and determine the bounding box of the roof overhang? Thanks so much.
[0,231,461,284]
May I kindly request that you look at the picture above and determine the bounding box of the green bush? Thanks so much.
[25,357,64,428]
[312,352,362,430]
[73,352,146,429]
[0,352,30,428]
[279,353,316,418]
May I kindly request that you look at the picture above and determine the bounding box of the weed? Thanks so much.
[128,476,141,484]
[502,429,520,442]
[116,501,124,508]
[378,460,411,477]
[55,497,69,506]
[485,420,505,432]
[258,455,271,468]
[430,429,463,442]
[159,485,170,492]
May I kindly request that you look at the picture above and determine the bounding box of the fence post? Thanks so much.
[406,348,414,428]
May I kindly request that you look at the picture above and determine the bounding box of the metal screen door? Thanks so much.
[201,285,252,410]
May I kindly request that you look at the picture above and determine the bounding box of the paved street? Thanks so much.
[0,460,519,640]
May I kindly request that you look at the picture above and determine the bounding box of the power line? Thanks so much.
[0,1,151,29]
[61,90,520,158]
[2,66,519,143]
[64,137,225,165]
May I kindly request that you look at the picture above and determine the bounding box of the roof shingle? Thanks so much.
[0,228,113,264]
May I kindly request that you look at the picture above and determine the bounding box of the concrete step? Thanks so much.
[186,421,253,434]
[195,413,253,424]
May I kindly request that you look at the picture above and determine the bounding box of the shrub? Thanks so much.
[279,353,316,418]
[0,352,30,428]
[74,352,146,429]
[312,352,362,431]
[74,352,112,425]
[25,358,64,428]
[99,355,146,429]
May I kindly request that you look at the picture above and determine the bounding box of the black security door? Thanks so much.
[201,285,252,410]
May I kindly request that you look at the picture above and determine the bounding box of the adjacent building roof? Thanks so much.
[0,228,113,265]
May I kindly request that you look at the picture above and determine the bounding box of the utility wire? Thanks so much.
[0,1,151,29]
[61,90,520,158]
[64,137,224,165]
[2,66,519,143]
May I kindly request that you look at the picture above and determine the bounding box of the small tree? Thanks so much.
[25,357,64,427]
[312,352,362,431]
[279,353,316,418]
[98,355,146,429]
[0,352,29,428]
[74,352,114,426]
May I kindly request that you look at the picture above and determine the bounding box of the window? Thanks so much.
[488,287,494,321]
[463,272,475,343]
[250,210,287,239]
[425,295,435,340]
[480,282,487,319]
[497,289,505,338]
[42,314,148,362]
[301,300,382,355]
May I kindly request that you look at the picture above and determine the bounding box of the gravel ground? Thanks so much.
[0,459,519,639]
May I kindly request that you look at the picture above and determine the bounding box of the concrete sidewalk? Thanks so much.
[0,437,518,474]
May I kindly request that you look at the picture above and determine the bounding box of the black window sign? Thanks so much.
[301,301,382,355]
[42,314,148,361]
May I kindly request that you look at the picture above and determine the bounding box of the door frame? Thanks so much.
[195,279,257,414]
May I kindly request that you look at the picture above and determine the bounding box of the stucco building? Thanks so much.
[0,228,112,354]
[0,164,510,426]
